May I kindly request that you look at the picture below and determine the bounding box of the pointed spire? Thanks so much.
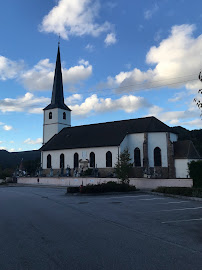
[44,45,71,111]
[51,45,64,105]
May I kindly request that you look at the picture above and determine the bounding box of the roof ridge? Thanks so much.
[63,116,156,129]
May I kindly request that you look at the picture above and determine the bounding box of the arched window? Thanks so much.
[63,112,66,120]
[60,154,64,168]
[106,151,112,167]
[134,147,141,167]
[74,153,79,168]
[49,112,52,119]
[154,147,162,166]
[47,154,51,168]
[90,152,95,168]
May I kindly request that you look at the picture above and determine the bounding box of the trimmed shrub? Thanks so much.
[81,182,136,193]
[66,181,136,194]
[188,160,202,188]
[153,186,202,198]
[67,186,80,193]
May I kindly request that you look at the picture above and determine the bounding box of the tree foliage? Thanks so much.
[188,160,202,188]
[114,148,133,184]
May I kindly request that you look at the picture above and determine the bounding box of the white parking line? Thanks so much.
[157,201,189,205]
[158,206,202,212]
[162,218,202,224]
[140,198,165,201]
[104,195,151,199]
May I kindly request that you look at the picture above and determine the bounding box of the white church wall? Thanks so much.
[175,159,199,178]
[43,108,71,144]
[42,146,119,169]
[170,132,178,142]
[148,132,168,167]
[175,159,189,178]
[120,133,144,165]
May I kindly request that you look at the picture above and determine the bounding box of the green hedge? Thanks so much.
[67,181,136,194]
[153,186,202,198]
[188,160,202,188]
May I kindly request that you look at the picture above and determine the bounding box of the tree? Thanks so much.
[114,148,133,184]
[193,71,202,116]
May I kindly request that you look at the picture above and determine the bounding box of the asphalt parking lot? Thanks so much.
[0,186,202,270]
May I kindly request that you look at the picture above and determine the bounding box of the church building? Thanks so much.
[40,46,200,179]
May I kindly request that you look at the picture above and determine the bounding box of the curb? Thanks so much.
[144,190,202,202]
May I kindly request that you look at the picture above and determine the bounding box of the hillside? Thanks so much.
[0,150,40,170]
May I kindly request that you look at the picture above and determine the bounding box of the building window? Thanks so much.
[63,112,66,120]
[74,153,79,168]
[90,152,95,168]
[106,151,112,167]
[49,112,52,119]
[134,147,141,167]
[60,153,64,168]
[47,154,51,168]
[154,147,162,166]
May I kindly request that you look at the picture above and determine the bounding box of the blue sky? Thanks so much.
[0,0,202,152]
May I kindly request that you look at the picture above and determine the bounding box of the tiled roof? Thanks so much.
[41,116,175,151]
[174,140,201,159]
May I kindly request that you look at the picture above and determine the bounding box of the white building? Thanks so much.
[40,46,200,178]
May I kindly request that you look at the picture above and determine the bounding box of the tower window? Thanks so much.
[47,154,52,168]
[134,148,141,167]
[154,147,162,166]
[63,112,66,120]
[49,112,52,119]
[90,152,95,168]
[106,151,112,167]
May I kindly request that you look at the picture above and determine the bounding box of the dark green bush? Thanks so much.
[67,186,80,193]
[188,160,202,188]
[82,182,136,193]
[153,186,202,198]
[67,181,136,194]
[83,168,93,176]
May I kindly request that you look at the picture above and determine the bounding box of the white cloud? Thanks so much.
[9,148,15,152]
[10,141,14,144]
[105,24,202,93]
[70,94,149,117]
[144,3,159,20]
[0,56,24,81]
[104,33,117,46]
[85,44,94,52]
[0,92,50,114]
[0,141,3,144]
[3,125,13,131]
[147,102,201,128]
[0,146,7,150]
[39,0,111,40]
[24,138,43,145]
[21,59,92,91]
[66,94,82,105]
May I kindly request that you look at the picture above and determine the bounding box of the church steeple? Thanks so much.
[43,44,71,144]
[44,45,71,111]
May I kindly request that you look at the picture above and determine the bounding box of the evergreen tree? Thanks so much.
[114,148,133,184]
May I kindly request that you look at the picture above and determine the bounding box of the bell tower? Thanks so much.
[43,45,71,144]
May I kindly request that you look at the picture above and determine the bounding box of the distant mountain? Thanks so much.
[171,126,202,157]
[0,150,40,170]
